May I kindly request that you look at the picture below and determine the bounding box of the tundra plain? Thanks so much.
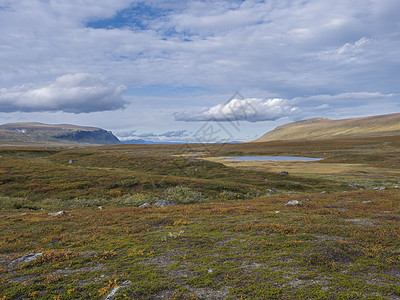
[1,136,400,299]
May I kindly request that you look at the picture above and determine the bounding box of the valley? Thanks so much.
[1,134,400,299]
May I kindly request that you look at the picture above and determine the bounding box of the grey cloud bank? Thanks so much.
[0,74,126,113]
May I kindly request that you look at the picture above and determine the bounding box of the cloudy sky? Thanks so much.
[1,0,399,143]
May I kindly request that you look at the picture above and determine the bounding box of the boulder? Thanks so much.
[48,211,67,217]
[155,200,176,208]
[285,200,301,207]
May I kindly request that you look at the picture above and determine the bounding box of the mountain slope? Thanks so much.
[255,113,400,142]
[0,122,121,145]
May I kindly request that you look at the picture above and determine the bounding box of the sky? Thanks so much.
[0,0,399,143]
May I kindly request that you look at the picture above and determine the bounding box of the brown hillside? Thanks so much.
[0,122,120,146]
[255,113,400,142]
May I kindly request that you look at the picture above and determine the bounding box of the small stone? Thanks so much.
[275,211,280,214]
[362,201,372,204]
[139,203,151,208]
[208,268,214,273]
[321,191,326,194]
[269,188,277,193]
[155,200,176,208]
[280,171,289,175]
[104,280,132,300]
[379,187,386,190]
[285,200,301,207]
[48,211,67,217]
[97,206,103,210]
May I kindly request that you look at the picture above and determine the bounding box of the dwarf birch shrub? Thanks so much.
[164,186,207,204]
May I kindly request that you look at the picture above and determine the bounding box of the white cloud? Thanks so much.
[295,92,395,102]
[1,0,399,95]
[175,98,298,122]
[0,73,126,113]
[337,37,370,54]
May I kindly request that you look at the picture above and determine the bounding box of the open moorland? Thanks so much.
[1,136,400,299]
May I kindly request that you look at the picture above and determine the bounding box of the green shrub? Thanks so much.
[41,197,104,208]
[115,193,156,206]
[0,197,39,210]
[218,190,240,200]
[164,186,207,204]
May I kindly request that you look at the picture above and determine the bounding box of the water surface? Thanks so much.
[220,156,323,162]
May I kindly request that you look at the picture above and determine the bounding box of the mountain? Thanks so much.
[255,113,400,142]
[0,122,121,146]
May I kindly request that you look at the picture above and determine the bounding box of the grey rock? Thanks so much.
[344,218,374,226]
[104,280,132,300]
[285,200,301,207]
[373,187,386,190]
[48,211,67,217]
[139,203,151,208]
[97,206,103,210]
[280,171,289,175]
[155,200,176,208]
[12,253,43,264]
[269,188,277,193]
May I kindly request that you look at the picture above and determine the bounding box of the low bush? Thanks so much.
[164,186,207,204]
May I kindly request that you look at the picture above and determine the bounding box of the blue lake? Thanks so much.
[220,156,324,162]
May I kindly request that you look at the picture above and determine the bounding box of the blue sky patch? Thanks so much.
[86,2,171,31]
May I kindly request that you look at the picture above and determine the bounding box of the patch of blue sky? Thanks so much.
[86,2,171,31]
[0,3,12,11]
[126,84,212,97]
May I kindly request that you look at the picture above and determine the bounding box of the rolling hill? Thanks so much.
[0,122,121,146]
[255,113,400,142]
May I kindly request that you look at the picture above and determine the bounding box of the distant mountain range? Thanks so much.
[121,139,183,145]
[255,113,400,142]
[4,113,399,147]
[0,122,121,146]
